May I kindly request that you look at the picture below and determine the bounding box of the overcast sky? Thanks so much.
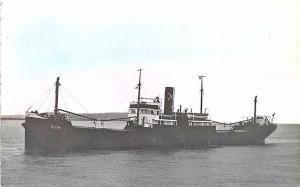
[2,0,300,123]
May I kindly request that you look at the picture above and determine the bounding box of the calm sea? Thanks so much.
[1,120,300,187]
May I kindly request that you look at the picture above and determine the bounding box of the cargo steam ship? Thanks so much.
[22,70,276,152]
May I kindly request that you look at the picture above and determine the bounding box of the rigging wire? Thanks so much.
[37,86,54,111]
[46,90,55,113]
[60,85,90,114]
[97,70,145,121]
[28,84,55,111]
[60,88,96,122]
[99,87,135,120]
[60,84,127,121]
[101,72,156,120]
[60,88,68,111]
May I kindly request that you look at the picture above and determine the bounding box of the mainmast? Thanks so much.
[136,69,143,125]
[54,77,60,115]
[198,75,205,114]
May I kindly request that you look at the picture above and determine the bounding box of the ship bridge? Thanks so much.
[128,98,161,127]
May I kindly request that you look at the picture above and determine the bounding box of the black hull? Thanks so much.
[22,117,277,151]
[22,117,215,152]
[211,124,277,145]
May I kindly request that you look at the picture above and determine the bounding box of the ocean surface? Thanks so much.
[1,120,300,187]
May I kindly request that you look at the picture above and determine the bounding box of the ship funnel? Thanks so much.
[164,87,175,115]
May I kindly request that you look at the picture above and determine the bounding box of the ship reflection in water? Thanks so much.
[22,70,276,152]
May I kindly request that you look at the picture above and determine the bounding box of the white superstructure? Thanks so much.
[128,98,161,127]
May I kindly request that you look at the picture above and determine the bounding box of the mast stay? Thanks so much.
[52,76,134,122]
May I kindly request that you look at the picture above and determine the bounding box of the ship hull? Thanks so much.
[212,124,277,145]
[22,117,216,152]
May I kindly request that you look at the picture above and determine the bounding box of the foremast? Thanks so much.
[54,77,60,115]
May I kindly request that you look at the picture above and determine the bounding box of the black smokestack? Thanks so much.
[164,87,175,115]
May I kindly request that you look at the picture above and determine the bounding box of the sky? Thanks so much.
[1,0,300,123]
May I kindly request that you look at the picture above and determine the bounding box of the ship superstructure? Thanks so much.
[126,73,276,146]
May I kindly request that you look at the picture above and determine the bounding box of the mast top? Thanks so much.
[198,75,206,79]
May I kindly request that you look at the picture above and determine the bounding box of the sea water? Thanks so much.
[1,120,300,187]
